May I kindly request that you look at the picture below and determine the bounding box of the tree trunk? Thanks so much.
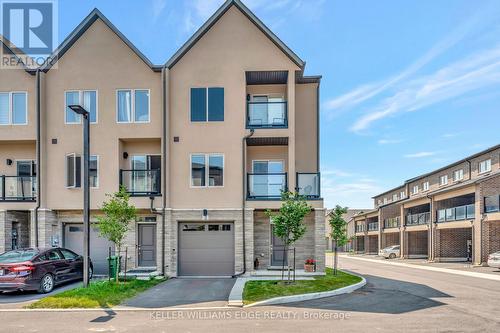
[281,240,286,281]
[116,245,120,283]
[334,240,338,275]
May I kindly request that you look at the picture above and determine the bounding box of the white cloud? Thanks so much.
[404,151,437,158]
[378,139,402,145]
[152,0,167,21]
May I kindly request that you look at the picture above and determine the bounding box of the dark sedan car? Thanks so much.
[0,248,93,293]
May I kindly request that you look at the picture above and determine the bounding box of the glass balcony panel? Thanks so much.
[1,176,36,201]
[297,173,320,198]
[247,173,286,199]
[455,206,466,220]
[120,170,160,196]
[466,204,475,219]
[247,101,287,128]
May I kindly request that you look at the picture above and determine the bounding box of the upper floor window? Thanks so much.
[117,89,150,123]
[454,169,464,181]
[400,191,405,199]
[66,153,82,188]
[412,185,419,194]
[90,155,99,188]
[383,197,388,204]
[479,159,491,174]
[378,199,382,206]
[191,154,224,187]
[439,175,448,186]
[423,181,429,191]
[65,91,97,124]
[0,92,27,125]
[392,194,398,201]
[190,87,224,122]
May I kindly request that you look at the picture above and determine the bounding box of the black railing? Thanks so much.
[355,225,366,233]
[406,212,430,226]
[119,169,161,196]
[437,204,475,222]
[296,172,320,199]
[0,176,36,201]
[247,173,287,199]
[246,101,288,128]
[384,217,400,228]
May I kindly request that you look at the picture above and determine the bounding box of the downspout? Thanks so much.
[233,129,254,278]
[34,69,41,247]
[426,193,433,261]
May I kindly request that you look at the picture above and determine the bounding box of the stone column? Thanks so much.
[0,210,10,253]
[31,209,58,248]
[314,208,326,272]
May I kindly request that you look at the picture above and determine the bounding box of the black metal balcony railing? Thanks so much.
[247,173,287,199]
[437,204,475,223]
[406,212,430,226]
[246,101,288,128]
[384,217,400,228]
[368,222,379,231]
[296,172,320,199]
[0,176,36,201]
[355,225,366,233]
[119,169,161,196]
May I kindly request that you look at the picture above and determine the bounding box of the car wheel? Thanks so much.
[38,274,54,293]
[389,253,396,259]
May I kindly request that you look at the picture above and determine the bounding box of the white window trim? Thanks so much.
[479,159,492,174]
[90,155,99,189]
[64,90,98,125]
[251,159,286,173]
[190,153,225,188]
[412,185,419,195]
[116,89,151,124]
[439,175,448,186]
[65,153,79,189]
[400,191,405,199]
[454,169,464,181]
[423,182,429,192]
[0,91,28,125]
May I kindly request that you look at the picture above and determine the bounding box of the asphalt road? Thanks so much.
[1,256,499,332]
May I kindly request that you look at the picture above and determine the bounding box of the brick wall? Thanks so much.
[368,235,378,253]
[478,174,500,262]
[435,228,471,259]
[407,230,428,256]
[356,236,365,252]
[382,233,400,248]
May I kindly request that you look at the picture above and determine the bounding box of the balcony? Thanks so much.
[0,176,36,201]
[384,217,400,228]
[247,173,287,200]
[355,225,366,233]
[246,101,288,128]
[437,204,475,223]
[406,212,430,226]
[296,172,320,199]
[119,169,161,197]
[368,222,379,231]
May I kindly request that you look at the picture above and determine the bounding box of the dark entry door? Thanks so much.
[271,225,288,266]
[138,224,156,267]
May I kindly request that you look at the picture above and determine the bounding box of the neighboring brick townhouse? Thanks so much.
[353,144,500,265]
[0,0,325,277]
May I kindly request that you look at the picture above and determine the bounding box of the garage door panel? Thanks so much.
[179,222,234,276]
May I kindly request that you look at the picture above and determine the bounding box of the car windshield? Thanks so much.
[0,250,38,263]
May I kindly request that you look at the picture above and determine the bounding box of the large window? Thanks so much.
[117,89,150,123]
[479,159,492,174]
[190,87,224,122]
[191,154,224,187]
[0,92,27,125]
[66,153,81,188]
[65,91,97,124]
[485,195,500,213]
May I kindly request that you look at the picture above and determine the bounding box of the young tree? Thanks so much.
[267,191,312,282]
[96,186,137,282]
[328,205,349,275]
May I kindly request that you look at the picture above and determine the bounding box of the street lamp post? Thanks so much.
[68,105,91,288]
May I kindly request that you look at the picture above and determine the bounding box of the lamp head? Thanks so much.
[68,105,89,116]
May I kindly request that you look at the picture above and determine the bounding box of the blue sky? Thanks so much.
[58,0,500,209]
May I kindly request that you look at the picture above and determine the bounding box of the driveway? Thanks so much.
[123,278,236,308]
[0,281,81,308]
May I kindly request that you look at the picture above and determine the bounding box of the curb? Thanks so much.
[243,273,366,308]
[0,306,233,313]
[340,254,500,281]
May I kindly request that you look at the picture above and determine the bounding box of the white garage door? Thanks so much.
[178,222,234,277]
[64,224,114,275]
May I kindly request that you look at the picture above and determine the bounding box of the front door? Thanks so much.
[271,224,288,266]
[138,224,156,267]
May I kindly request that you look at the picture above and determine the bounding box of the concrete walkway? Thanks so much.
[122,278,236,308]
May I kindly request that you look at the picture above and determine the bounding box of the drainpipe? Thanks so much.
[233,129,254,278]
[426,193,433,261]
[34,69,41,248]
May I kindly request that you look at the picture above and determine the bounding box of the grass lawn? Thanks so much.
[243,268,361,305]
[27,278,166,309]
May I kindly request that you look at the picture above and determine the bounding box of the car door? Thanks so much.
[47,249,70,282]
[59,248,82,280]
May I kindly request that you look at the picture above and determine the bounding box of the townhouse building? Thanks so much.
[353,144,500,265]
[0,0,325,277]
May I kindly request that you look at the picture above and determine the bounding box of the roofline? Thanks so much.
[373,143,500,199]
[165,0,305,69]
[0,36,37,75]
[41,8,161,72]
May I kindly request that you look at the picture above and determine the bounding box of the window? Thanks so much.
[412,185,419,194]
[479,159,491,174]
[191,154,224,187]
[439,175,448,186]
[383,197,388,204]
[400,191,405,199]
[66,153,82,188]
[423,182,429,191]
[182,224,205,231]
[65,90,97,124]
[0,92,27,125]
[454,169,464,181]
[117,89,150,123]
[48,250,63,261]
[90,155,99,188]
[190,87,224,122]
[378,200,382,206]
[485,195,500,213]
[392,194,398,201]
[60,249,78,260]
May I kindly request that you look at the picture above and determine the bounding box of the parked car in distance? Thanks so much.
[379,245,400,259]
[0,248,93,293]
[487,251,500,269]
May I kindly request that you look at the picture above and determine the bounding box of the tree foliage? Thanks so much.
[328,205,349,275]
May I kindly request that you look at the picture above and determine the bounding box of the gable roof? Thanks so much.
[165,0,305,69]
[0,36,37,74]
[41,8,162,72]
